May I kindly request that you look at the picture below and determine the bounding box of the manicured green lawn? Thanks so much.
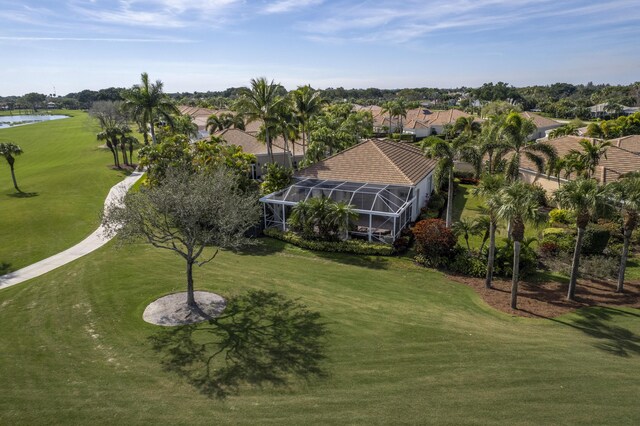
[0,238,638,424]
[453,183,544,250]
[0,110,133,271]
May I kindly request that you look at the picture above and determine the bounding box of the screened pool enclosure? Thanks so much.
[260,178,417,243]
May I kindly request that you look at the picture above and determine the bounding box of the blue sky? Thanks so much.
[1,0,640,96]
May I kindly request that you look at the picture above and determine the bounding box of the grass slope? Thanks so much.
[0,111,130,271]
[0,239,638,425]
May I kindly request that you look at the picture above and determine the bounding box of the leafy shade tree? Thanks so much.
[472,173,507,288]
[609,175,640,293]
[496,181,544,309]
[261,163,293,195]
[496,112,557,181]
[122,72,179,145]
[102,167,260,309]
[236,77,283,163]
[0,142,24,192]
[554,178,609,301]
[21,92,46,112]
[291,85,323,155]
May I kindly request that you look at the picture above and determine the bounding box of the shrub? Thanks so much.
[392,236,411,254]
[426,193,445,210]
[596,219,623,243]
[264,229,394,256]
[539,240,560,256]
[581,225,611,255]
[540,229,575,255]
[261,163,293,195]
[449,251,486,277]
[577,255,619,280]
[548,209,576,226]
[542,227,568,236]
[412,219,457,259]
[494,241,538,278]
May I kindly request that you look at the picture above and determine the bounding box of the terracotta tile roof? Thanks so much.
[519,135,640,183]
[216,129,268,155]
[613,135,640,154]
[295,138,436,186]
[520,112,562,129]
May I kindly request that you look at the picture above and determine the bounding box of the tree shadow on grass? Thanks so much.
[313,250,391,270]
[233,237,285,256]
[550,307,640,357]
[0,262,12,275]
[7,191,38,198]
[149,290,329,399]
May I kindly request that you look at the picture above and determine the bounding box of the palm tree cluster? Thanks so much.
[89,100,140,169]
[381,98,408,135]
[288,197,358,241]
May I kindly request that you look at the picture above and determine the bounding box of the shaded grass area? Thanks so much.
[0,238,638,424]
[0,111,135,271]
[452,183,544,250]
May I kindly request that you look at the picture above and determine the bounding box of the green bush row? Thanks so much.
[264,229,394,256]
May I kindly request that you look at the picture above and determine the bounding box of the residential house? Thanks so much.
[519,135,640,192]
[260,138,437,242]
[589,103,640,119]
[520,111,562,140]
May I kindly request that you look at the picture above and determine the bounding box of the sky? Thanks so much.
[1,0,640,96]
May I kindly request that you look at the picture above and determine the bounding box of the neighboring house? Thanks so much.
[46,102,56,109]
[178,105,230,138]
[589,103,640,119]
[403,108,480,138]
[260,138,437,243]
[520,111,562,140]
[215,128,304,179]
[519,135,640,192]
[612,135,640,154]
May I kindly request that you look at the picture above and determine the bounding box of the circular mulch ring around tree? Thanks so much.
[143,291,226,326]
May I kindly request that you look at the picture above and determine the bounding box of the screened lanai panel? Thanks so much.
[284,186,312,202]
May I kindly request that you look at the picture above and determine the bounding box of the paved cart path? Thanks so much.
[0,171,144,291]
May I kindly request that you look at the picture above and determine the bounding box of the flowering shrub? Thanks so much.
[412,219,457,258]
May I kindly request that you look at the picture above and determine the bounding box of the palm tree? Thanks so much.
[546,156,568,187]
[393,98,408,134]
[329,201,359,240]
[496,181,544,309]
[381,101,396,135]
[548,124,579,139]
[496,112,557,181]
[97,127,122,168]
[477,115,504,173]
[421,136,477,227]
[291,85,323,155]
[206,114,223,134]
[122,72,179,145]
[609,174,640,293]
[236,77,283,163]
[554,178,609,301]
[273,104,300,169]
[0,142,24,192]
[472,173,507,288]
[453,116,482,139]
[568,139,611,179]
[452,217,477,253]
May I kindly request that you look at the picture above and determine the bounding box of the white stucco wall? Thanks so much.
[412,173,433,221]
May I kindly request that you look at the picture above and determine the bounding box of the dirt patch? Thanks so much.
[447,273,640,318]
[143,291,226,326]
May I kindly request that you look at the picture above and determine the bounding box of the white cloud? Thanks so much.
[263,0,323,14]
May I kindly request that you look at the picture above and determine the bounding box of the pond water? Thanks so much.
[0,114,69,129]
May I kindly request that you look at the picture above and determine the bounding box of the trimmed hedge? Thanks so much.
[264,229,394,256]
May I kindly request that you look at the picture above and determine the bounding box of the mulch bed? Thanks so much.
[446,273,640,318]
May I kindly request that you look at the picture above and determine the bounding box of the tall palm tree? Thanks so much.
[554,178,609,301]
[478,115,504,173]
[609,174,640,293]
[496,112,557,181]
[381,100,395,135]
[291,85,323,155]
[496,181,544,309]
[236,77,283,163]
[568,138,611,179]
[273,104,300,168]
[421,136,477,227]
[97,127,122,168]
[0,142,24,192]
[122,72,179,145]
[393,98,408,134]
[472,173,507,288]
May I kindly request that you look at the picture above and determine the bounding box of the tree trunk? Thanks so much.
[617,231,631,293]
[265,128,274,163]
[445,168,454,227]
[120,143,128,166]
[150,122,157,145]
[107,142,119,168]
[129,143,134,167]
[283,133,293,169]
[9,161,20,192]
[485,220,496,289]
[567,227,585,301]
[511,240,521,309]
[142,129,149,146]
[186,259,196,308]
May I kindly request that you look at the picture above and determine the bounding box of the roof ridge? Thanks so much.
[371,139,415,185]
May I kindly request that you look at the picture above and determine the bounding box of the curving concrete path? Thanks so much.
[0,171,144,291]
